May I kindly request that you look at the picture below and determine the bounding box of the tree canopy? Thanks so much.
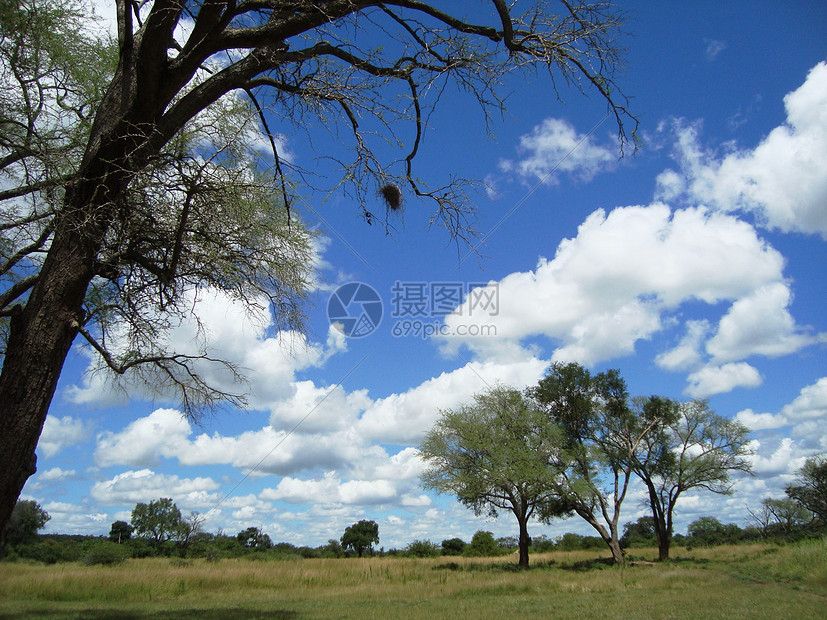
[2,499,50,547]
[785,454,827,525]
[340,519,379,558]
[530,362,649,564]
[130,498,184,544]
[419,385,568,568]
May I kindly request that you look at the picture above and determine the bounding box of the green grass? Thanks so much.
[1,541,825,619]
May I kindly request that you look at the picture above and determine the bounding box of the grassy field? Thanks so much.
[1,539,825,619]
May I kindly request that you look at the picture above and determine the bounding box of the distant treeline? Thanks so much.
[3,516,824,566]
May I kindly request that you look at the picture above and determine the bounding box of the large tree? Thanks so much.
[0,0,635,538]
[340,519,379,558]
[630,397,752,560]
[130,497,184,544]
[419,386,568,568]
[2,499,50,547]
[529,362,659,564]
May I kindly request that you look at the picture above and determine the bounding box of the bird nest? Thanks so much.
[379,183,404,212]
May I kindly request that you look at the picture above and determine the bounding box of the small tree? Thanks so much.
[785,454,827,525]
[341,520,379,558]
[237,527,273,549]
[405,540,441,558]
[631,399,753,560]
[465,531,502,557]
[620,516,657,548]
[441,537,467,556]
[130,498,183,545]
[748,497,812,540]
[2,499,50,547]
[108,520,134,544]
[420,386,568,568]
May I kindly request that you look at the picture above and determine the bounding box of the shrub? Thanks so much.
[80,540,128,566]
[405,540,441,558]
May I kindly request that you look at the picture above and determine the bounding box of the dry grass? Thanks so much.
[1,542,825,619]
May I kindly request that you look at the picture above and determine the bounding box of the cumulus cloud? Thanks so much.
[499,117,616,185]
[736,377,827,437]
[656,320,710,371]
[90,469,221,506]
[261,472,399,505]
[356,355,548,444]
[38,415,92,458]
[685,362,763,397]
[68,287,342,412]
[441,204,785,366]
[94,407,385,477]
[706,282,824,362]
[668,62,827,237]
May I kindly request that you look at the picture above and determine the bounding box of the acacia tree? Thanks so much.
[419,386,568,568]
[785,454,827,525]
[630,398,753,560]
[0,0,636,538]
[529,362,660,565]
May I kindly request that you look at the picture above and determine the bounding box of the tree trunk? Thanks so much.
[517,516,530,568]
[0,212,99,544]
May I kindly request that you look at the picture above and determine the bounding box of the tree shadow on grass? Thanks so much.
[0,608,297,619]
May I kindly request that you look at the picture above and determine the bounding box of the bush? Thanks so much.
[405,540,441,558]
[80,540,128,566]
[464,531,504,557]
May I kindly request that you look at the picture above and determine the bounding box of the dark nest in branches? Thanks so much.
[379,183,404,213]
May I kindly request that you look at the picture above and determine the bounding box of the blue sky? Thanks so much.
[24,1,827,548]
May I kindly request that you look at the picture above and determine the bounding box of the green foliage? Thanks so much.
[530,363,638,563]
[687,517,743,547]
[632,398,753,559]
[785,454,827,524]
[130,498,183,544]
[554,533,606,551]
[3,500,50,546]
[621,516,657,548]
[405,540,441,558]
[440,537,466,556]
[236,527,272,549]
[108,520,133,544]
[341,520,379,558]
[420,385,565,567]
[80,539,128,566]
[464,531,504,557]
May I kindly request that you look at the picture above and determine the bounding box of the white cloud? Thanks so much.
[706,283,823,362]
[656,320,710,371]
[735,409,787,431]
[38,415,91,458]
[95,408,191,468]
[782,376,827,423]
[38,467,77,482]
[499,117,615,184]
[685,362,763,398]
[441,204,785,366]
[261,472,399,505]
[69,287,340,412]
[670,62,827,237]
[356,355,548,444]
[90,469,220,507]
